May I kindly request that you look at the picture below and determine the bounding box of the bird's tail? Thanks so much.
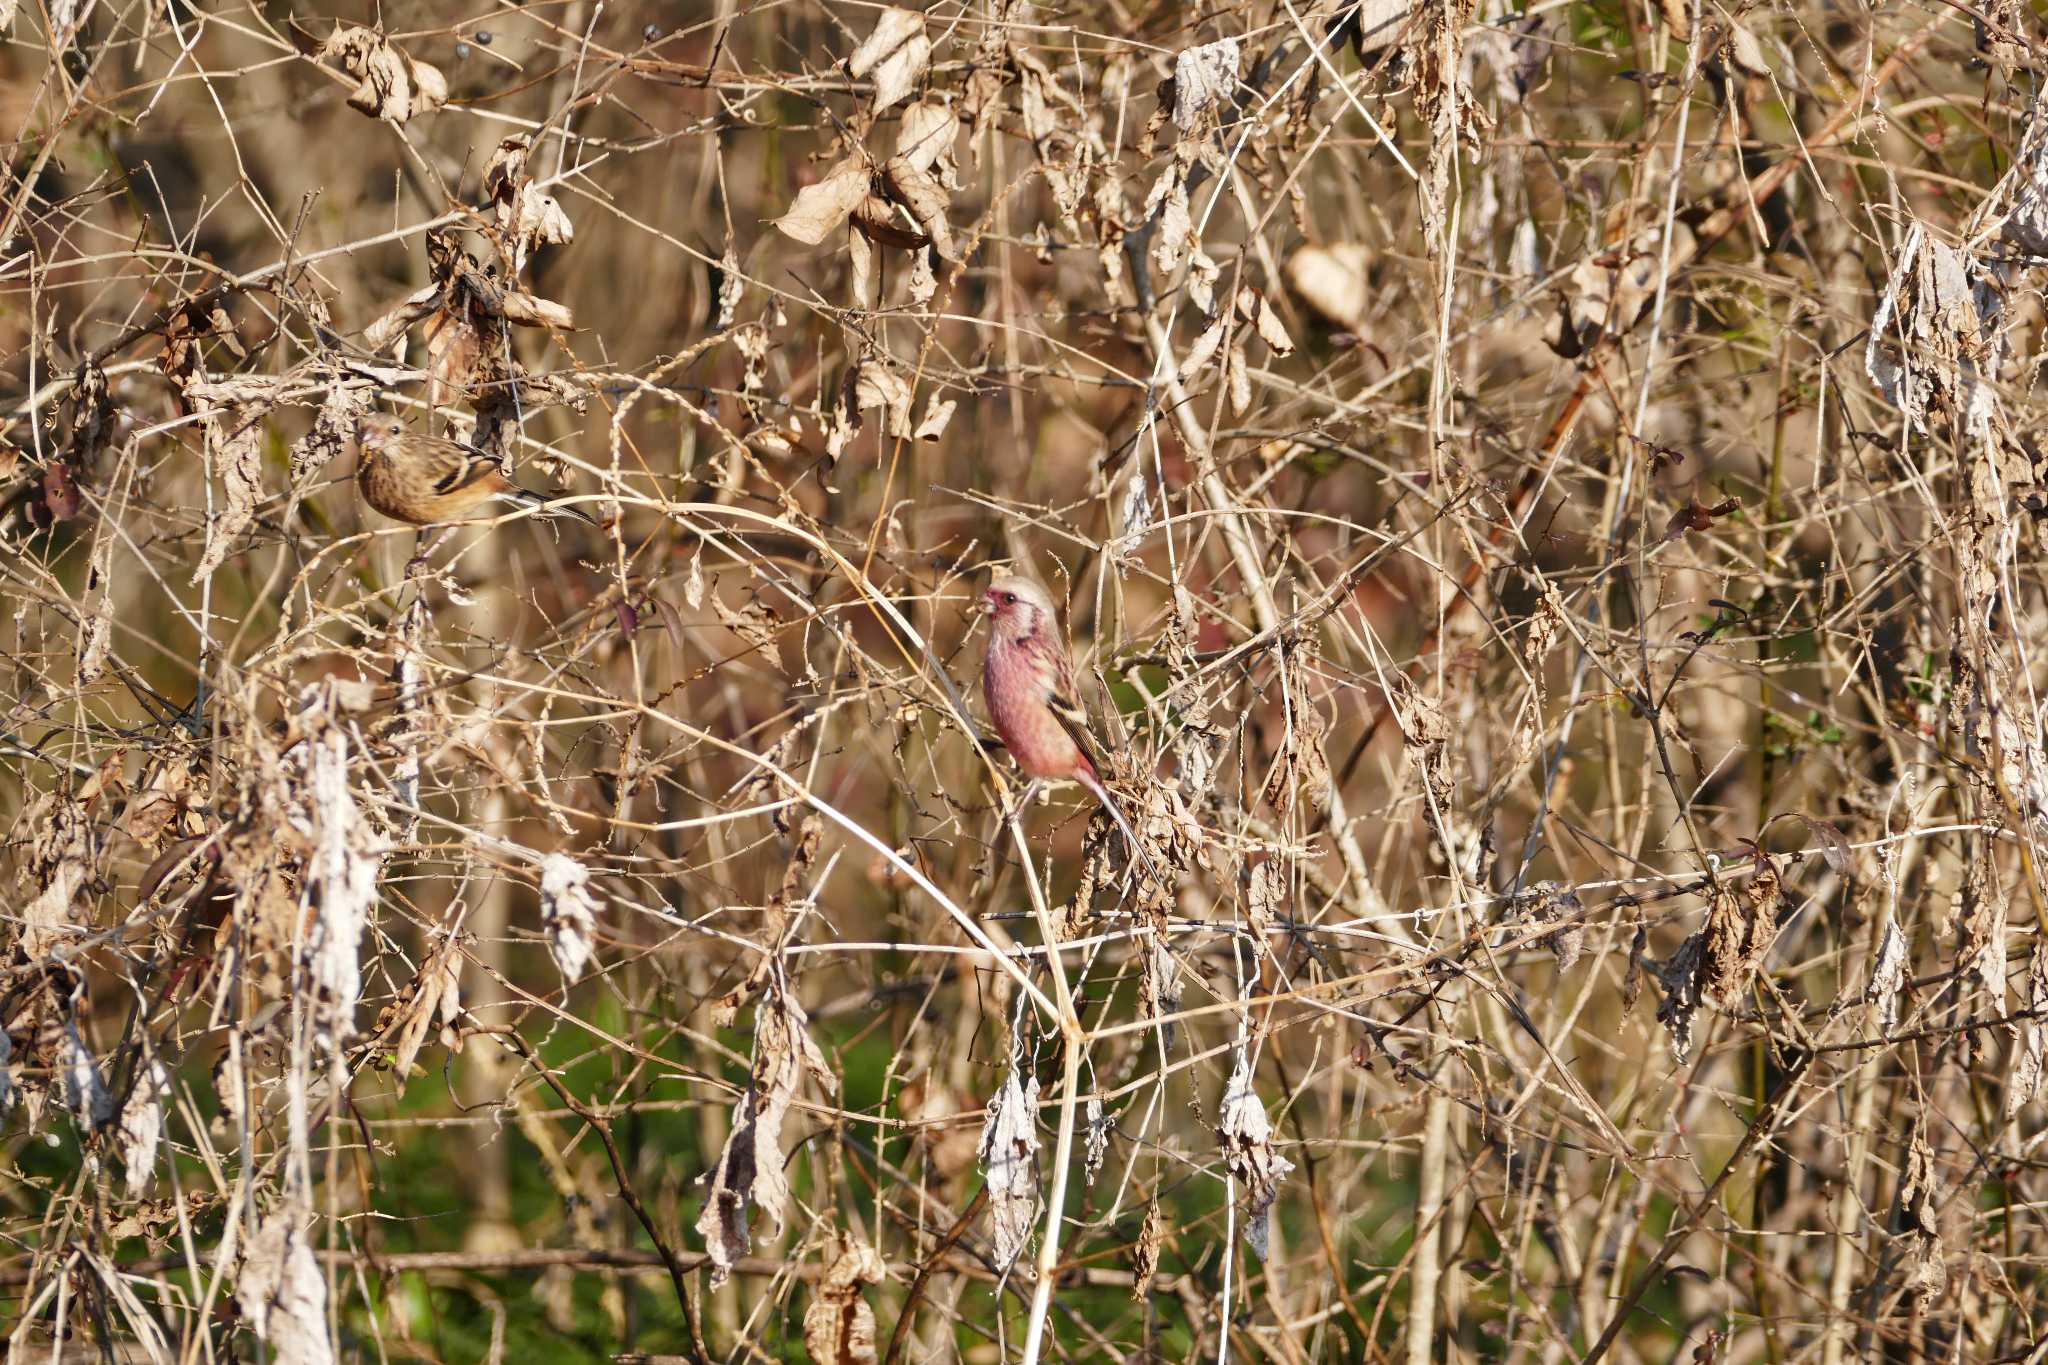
[1078,770,1165,889]
[505,486,597,526]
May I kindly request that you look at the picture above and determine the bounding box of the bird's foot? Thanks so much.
[998,779,1045,830]
[405,528,452,578]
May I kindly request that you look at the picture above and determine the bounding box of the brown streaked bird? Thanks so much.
[981,574,1159,883]
[353,415,594,527]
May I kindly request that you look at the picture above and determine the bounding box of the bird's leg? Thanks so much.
[999,778,1045,830]
[405,527,452,578]
[981,778,1044,891]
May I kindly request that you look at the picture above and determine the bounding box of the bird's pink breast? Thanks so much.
[984,635,1086,781]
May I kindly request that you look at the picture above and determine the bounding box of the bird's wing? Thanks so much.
[428,436,595,524]
[1045,649,1102,773]
[426,440,504,497]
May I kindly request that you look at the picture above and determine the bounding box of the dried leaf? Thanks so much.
[1518,880,1585,972]
[1285,242,1373,332]
[1791,815,1853,878]
[803,1241,885,1365]
[482,135,574,277]
[1652,933,1705,1062]
[851,355,914,437]
[1173,39,1241,127]
[1226,338,1251,415]
[422,307,481,408]
[239,1208,334,1365]
[1082,1095,1111,1185]
[845,8,929,113]
[23,793,95,961]
[289,384,369,483]
[1973,0,2027,75]
[713,244,746,330]
[914,394,957,441]
[1865,919,1908,1034]
[1131,1199,1163,1299]
[189,401,265,587]
[844,8,924,80]
[538,853,600,982]
[1121,466,1154,537]
[2009,937,2048,1116]
[852,193,928,250]
[1547,219,1696,357]
[117,1057,170,1196]
[776,160,871,246]
[208,1032,250,1129]
[1698,856,1782,1004]
[1013,45,1088,230]
[1723,22,1771,78]
[734,323,772,424]
[496,290,574,329]
[296,718,388,1051]
[893,100,959,178]
[322,26,447,124]
[908,246,938,305]
[1148,172,1193,279]
[1264,651,1334,813]
[1246,857,1285,942]
[978,1062,1040,1271]
[1899,1123,1947,1299]
[1236,287,1294,356]
[60,360,115,475]
[481,134,528,203]
[362,284,439,353]
[60,1016,111,1128]
[1185,247,1220,315]
[1179,314,1227,382]
[695,986,835,1284]
[848,223,877,308]
[1216,1046,1292,1257]
[75,747,125,806]
[1661,494,1741,541]
[1143,937,1183,1047]
[1343,0,1417,60]
[38,457,81,524]
[881,156,955,261]
[75,521,114,685]
[1865,223,2004,437]
[390,932,461,1078]
[2004,111,2048,256]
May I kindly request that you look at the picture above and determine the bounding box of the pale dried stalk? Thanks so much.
[1011,811,1084,1365]
[1406,1088,1452,1365]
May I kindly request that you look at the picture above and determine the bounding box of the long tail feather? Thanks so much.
[505,487,597,526]
[1078,771,1165,889]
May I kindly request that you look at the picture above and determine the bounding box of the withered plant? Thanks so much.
[2,1,2046,1362]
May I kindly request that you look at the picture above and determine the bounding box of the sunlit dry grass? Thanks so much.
[2,1,2045,1362]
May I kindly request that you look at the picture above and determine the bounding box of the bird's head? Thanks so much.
[354,414,406,461]
[984,575,1055,643]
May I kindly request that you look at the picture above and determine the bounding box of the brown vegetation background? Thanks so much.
[3,0,2046,1360]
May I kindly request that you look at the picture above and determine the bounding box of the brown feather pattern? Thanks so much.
[353,415,593,527]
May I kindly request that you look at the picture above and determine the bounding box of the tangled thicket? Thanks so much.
[4,0,2048,1360]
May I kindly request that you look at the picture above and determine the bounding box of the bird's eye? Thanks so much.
[1003,593,1018,605]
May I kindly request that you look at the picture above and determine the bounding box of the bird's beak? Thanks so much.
[981,589,999,615]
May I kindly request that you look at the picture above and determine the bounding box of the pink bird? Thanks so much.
[981,575,1156,880]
